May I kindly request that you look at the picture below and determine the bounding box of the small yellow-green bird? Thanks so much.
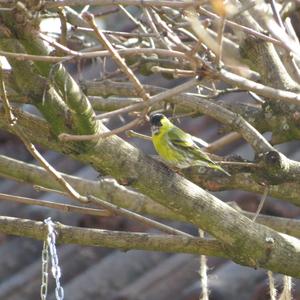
[150,113,230,176]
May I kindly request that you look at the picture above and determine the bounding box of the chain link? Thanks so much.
[41,217,64,300]
[40,241,49,300]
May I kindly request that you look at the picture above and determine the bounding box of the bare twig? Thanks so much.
[39,32,82,56]
[72,27,157,38]
[0,47,186,62]
[82,12,150,102]
[198,6,283,47]
[206,132,241,153]
[269,0,285,28]
[20,141,85,201]
[59,117,142,141]
[219,68,300,105]
[45,0,199,9]
[126,130,152,141]
[59,78,200,142]
[216,13,226,66]
[57,8,68,47]
[268,270,277,300]
[252,187,269,222]
[142,8,159,48]
[218,161,258,168]
[95,78,199,120]
[58,11,157,141]
[0,192,112,217]
[279,276,292,300]
[0,65,15,125]
[199,229,209,300]
[0,49,67,62]
[88,195,192,236]
[119,5,156,47]
[151,66,196,77]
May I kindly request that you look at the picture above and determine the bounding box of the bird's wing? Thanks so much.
[168,126,194,147]
[168,127,216,165]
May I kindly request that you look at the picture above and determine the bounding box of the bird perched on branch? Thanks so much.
[150,113,230,176]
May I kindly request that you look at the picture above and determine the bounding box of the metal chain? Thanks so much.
[41,217,64,300]
[40,241,49,300]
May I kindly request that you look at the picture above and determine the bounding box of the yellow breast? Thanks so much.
[152,132,184,166]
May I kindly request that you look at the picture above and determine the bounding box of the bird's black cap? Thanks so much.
[150,113,164,126]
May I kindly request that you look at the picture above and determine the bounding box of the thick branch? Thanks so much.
[218,69,300,106]
[2,110,300,208]
[0,153,180,221]
[0,216,225,256]
[1,8,300,276]
[0,13,99,146]
[4,114,300,276]
[2,152,300,239]
[236,1,299,91]
[186,170,300,208]
[2,215,300,278]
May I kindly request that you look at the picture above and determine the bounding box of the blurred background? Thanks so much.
[1,2,300,300]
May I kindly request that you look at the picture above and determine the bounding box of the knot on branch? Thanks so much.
[265,151,281,166]
[256,151,290,184]
[257,237,275,267]
[263,151,289,172]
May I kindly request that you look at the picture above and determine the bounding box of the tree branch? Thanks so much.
[83,80,273,154]
[0,216,225,257]
[0,153,182,221]
[2,152,300,239]
[2,109,300,209]
[0,193,112,217]
[1,5,300,277]
[44,0,197,9]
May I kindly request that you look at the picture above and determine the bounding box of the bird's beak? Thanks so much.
[151,125,160,135]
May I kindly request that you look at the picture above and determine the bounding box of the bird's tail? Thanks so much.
[211,164,231,176]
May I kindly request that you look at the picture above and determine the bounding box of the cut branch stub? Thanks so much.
[256,151,293,184]
[265,151,282,166]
